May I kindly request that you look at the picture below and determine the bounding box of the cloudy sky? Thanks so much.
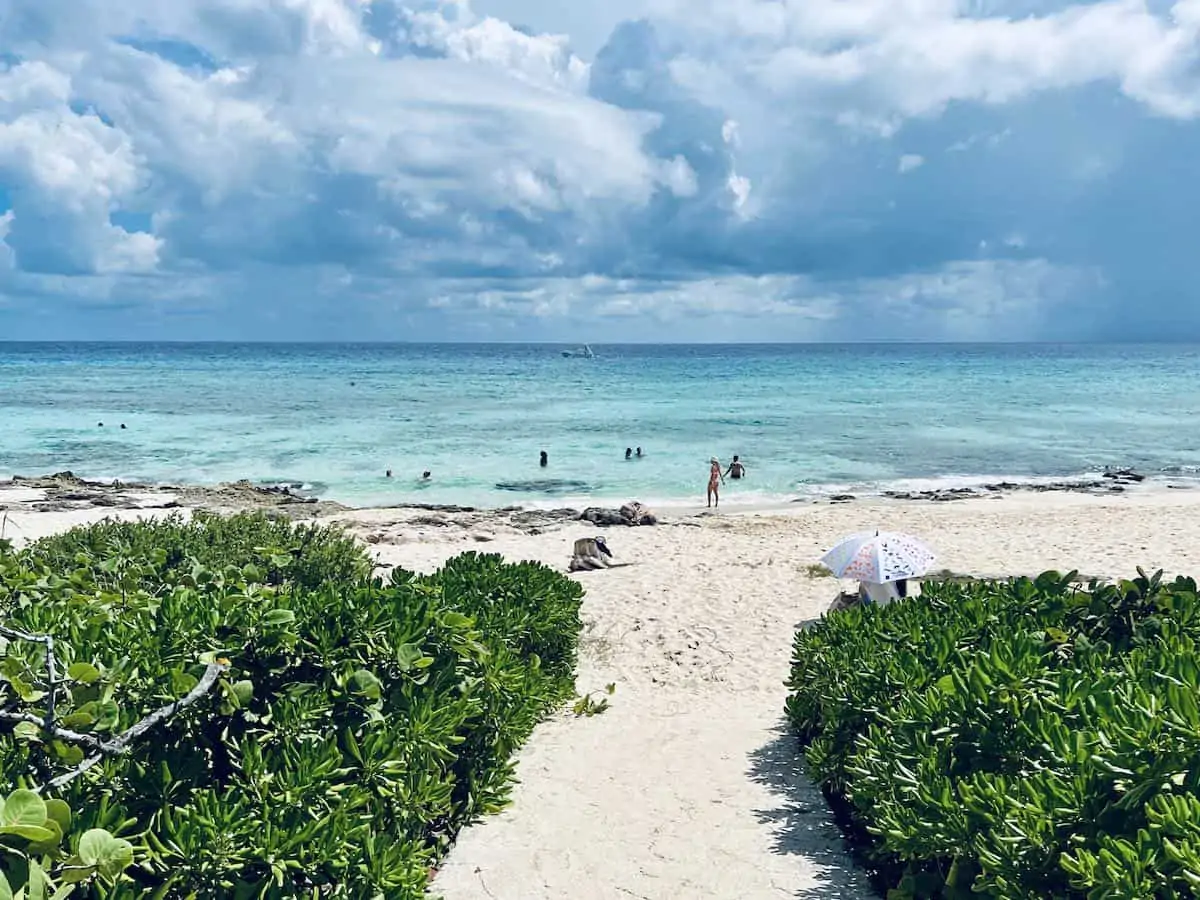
[1,0,1198,341]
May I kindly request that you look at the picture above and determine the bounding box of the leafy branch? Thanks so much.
[0,623,227,793]
[43,661,226,793]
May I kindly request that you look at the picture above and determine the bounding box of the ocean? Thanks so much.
[2,342,1199,509]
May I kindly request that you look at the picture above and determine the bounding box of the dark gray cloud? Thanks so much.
[1,0,1199,340]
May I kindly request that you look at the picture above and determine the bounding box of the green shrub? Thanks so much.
[787,569,1200,899]
[21,511,372,591]
[0,514,584,898]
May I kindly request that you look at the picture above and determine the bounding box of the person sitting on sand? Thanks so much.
[707,457,724,508]
[569,536,613,571]
[829,578,909,613]
[725,455,746,480]
[862,578,908,606]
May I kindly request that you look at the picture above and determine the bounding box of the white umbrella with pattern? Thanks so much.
[820,530,936,584]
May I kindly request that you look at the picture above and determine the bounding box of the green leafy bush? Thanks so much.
[0,514,584,898]
[787,568,1200,899]
[21,511,371,591]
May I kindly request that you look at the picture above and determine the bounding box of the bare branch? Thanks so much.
[1,624,227,794]
[0,711,104,749]
[44,634,58,730]
[0,624,60,730]
[42,662,227,794]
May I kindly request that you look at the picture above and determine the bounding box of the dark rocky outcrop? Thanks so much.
[580,501,658,527]
[878,471,1149,503]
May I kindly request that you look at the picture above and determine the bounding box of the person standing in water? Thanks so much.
[625,447,633,460]
[725,455,746,480]
[707,457,724,508]
[539,450,548,468]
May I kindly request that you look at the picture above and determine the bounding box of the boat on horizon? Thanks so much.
[562,344,595,358]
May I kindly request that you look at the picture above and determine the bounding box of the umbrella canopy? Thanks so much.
[820,531,936,583]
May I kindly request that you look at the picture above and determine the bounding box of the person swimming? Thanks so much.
[707,457,724,508]
[625,447,633,460]
[725,455,746,480]
[636,447,643,458]
[539,450,548,467]
[422,471,431,480]
[385,469,393,478]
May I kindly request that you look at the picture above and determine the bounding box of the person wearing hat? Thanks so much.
[707,457,724,508]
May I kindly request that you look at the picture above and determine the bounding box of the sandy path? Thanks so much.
[364,514,873,900]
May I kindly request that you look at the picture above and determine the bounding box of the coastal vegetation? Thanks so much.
[0,513,584,898]
[788,568,1200,899]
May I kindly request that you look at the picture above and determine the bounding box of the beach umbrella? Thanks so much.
[820,531,936,583]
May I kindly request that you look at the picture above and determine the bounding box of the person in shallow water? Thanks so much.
[707,457,724,508]
[725,455,746,480]
[625,447,633,460]
[421,471,431,480]
[539,450,548,467]
[636,447,643,457]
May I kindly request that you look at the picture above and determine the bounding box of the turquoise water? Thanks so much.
[2,343,1199,508]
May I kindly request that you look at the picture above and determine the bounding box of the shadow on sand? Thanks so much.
[747,723,879,899]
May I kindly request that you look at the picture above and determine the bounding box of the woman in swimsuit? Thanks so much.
[707,457,724,508]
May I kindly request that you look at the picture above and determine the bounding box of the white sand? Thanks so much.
[350,488,1200,900]
[10,484,1200,899]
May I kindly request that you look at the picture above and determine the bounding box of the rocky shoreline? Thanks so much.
[0,471,350,518]
[0,473,663,536]
[0,467,1173,527]
[818,468,1158,504]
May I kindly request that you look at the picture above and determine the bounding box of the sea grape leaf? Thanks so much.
[67,662,101,684]
[79,828,135,876]
[13,720,41,742]
[3,789,47,827]
[351,669,382,700]
[262,609,296,626]
[43,799,71,834]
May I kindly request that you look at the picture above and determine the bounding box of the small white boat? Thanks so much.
[562,344,595,359]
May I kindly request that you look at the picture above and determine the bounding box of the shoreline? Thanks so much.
[0,464,1187,520]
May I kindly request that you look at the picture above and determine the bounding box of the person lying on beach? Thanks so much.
[707,457,724,508]
[725,456,746,480]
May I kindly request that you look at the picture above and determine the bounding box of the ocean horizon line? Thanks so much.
[5,339,1200,347]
